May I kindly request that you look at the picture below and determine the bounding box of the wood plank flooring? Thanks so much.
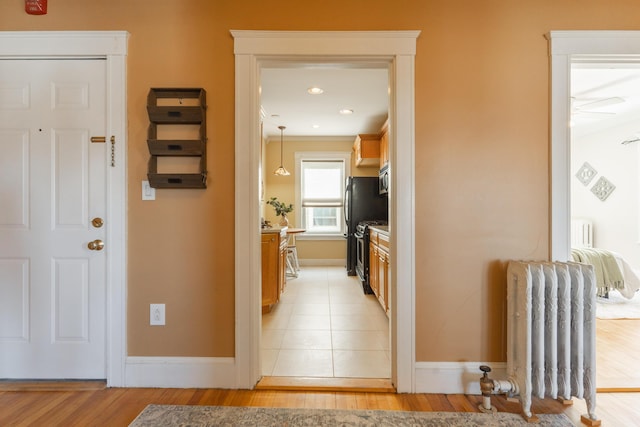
[0,380,106,392]
[597,318,640,390]
[1,387,639,426]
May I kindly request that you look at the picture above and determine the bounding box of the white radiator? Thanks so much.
[571,218,593,248]
[506,261,597,423]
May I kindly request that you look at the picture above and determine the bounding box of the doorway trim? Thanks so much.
[549,31,640,261]
[0,31,129,386]
[232,30,420,391]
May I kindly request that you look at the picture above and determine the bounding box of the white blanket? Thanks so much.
[571,248,640,299]
[571,248,625,297]
[615,255,640,299]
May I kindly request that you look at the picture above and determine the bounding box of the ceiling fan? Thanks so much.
[571,96,625,117]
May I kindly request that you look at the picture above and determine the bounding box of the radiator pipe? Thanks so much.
[478,365,518,414]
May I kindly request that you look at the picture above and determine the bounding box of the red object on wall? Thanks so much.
[25,0,47,15]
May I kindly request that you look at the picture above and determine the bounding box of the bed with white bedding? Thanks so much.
[571,247,640,299]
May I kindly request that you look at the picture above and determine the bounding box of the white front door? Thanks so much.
[0,59,107,379]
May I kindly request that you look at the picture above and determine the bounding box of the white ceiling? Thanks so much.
[260,67,389,139]
[571,65,640,139]
[259,64,640,142]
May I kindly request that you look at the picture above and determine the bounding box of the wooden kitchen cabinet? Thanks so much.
[261,228,287,313]
[353,133,381,167]
[377,234,389,315]
[379,120,389,168]
[369,226,389,316]
[369,242,379,297]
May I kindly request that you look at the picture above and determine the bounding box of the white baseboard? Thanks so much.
[124,357,506,392]
[125,357,236,388]
[415,361,507,394]
[299,258,345,266]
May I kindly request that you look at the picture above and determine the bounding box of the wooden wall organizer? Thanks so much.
[146,88,207,188]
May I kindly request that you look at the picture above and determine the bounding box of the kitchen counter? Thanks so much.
[369,225,389,234]
[261,226,287,234]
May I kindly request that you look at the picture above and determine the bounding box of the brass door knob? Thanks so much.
[92,217,104,228]
[87,239,105,251]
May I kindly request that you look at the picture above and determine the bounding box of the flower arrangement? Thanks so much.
[266,197,293,216]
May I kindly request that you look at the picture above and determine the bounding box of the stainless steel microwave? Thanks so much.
[379,164,389,195]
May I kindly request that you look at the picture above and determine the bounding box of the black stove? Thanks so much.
[356,219,387,234]
[354,220,388,294]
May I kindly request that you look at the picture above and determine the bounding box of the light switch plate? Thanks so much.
[150,303,165,325]
[142,180,155,200]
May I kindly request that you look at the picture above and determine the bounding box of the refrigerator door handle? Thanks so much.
[343,183,350,225]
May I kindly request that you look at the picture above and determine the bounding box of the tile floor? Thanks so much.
[261,266,390,378]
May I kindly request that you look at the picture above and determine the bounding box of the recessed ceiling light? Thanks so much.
[312,124,320,129]
[339,109,354,115]
[307,87,324,95]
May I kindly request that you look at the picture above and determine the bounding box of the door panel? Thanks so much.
[53,258,89,342]
[0,259,29,341]
[0,59,107,379]
[0,130,29,227]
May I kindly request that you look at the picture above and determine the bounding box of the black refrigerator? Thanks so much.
[344,176,389,276]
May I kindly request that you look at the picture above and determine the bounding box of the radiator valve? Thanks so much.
[478,365,497,413]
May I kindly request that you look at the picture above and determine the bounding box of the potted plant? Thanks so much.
[266,197,294,226]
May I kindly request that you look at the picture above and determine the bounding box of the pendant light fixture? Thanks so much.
[274,125,290,176]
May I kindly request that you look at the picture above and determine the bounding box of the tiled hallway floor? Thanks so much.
[261,266,390,378]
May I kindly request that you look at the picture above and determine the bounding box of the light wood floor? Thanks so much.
[0,386,638,426]
[597,318,640,390]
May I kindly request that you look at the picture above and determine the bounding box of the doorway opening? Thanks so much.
[258,63,391,385]
[549,30,640,392]
[570,63,640,390]
[232,30,419,392]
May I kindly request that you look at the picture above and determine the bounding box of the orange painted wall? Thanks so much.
[2,0,640,361]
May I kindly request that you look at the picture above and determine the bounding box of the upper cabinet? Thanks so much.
[379,119,389,169]
[353,133,381,167]
[353,119,389,169]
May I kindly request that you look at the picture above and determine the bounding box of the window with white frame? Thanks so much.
[295,152,350,237]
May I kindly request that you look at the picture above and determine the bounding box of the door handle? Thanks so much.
[87,239,105,251]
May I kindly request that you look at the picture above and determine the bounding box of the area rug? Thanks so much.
[596,289,640,319]
[129,404,575,426]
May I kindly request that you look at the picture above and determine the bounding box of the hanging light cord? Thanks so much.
[274,125,290,176]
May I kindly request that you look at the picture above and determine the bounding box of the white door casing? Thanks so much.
[0,31,128,385]
[232,30,419,391]
[549,31,640,261]
[0,59,108,378]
